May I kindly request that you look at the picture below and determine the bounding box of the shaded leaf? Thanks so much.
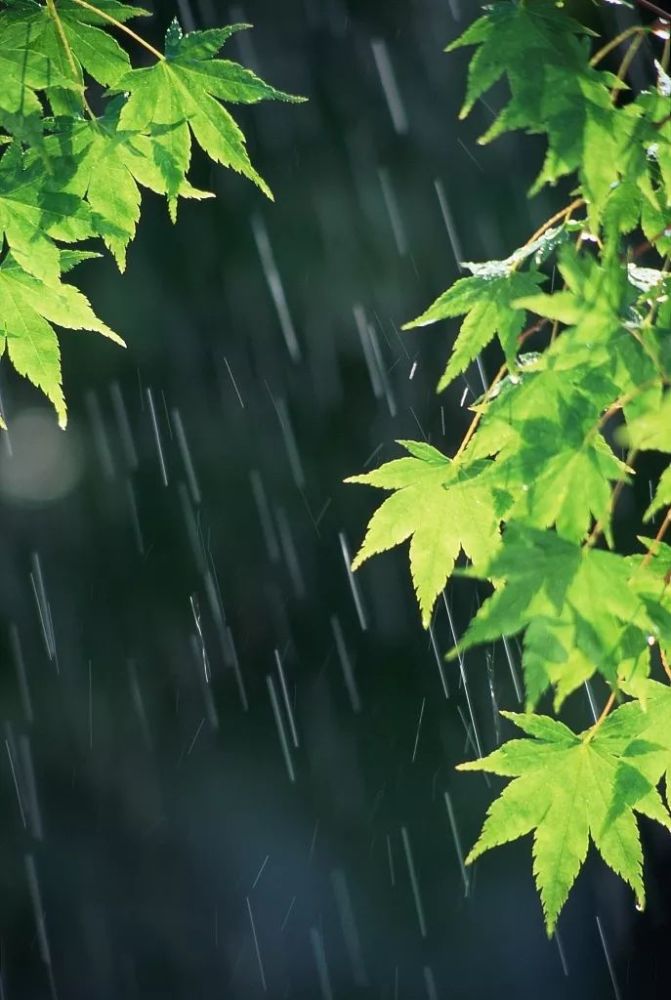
[0,253,123,426]
[404,267,545,391]
[113,20,305,199]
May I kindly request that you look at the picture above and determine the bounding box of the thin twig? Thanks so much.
[628,222,671,259]
[585,449,637,550]
[584,691,617,741]
[641,507,671,569]
[518,318,549,347]
[633,0,671,22]
[72,0,165,61]
[452,319,550,462]
[660,648,671,682]
[590,25,645,68]
[610,33,645,100]
[595,379,664,432]
[522,199,585,250]
[454,363,507,460]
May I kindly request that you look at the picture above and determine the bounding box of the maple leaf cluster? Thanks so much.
[347,0,671,934]
[0,0,303,425]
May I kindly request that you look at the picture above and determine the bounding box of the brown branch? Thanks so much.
[642,507,671,569]
[585,448,637,550]
[660,648,671,682]
[586,505,671,734]
[453,319,550,462]
[454,363,507,460]
[633,0,671,23]
[628,223,671,260]
[584,690,618,742]
[522,199,585,250]
[518,318,549,347]
[596,380,664,432]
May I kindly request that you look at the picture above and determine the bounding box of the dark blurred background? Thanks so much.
[0,0,670,996]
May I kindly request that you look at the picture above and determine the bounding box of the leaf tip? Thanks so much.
[436,370,453,393]
[350,551,365,572]
[105,330,127,348]
[455,758,481,772]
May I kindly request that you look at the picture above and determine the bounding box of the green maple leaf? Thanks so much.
[623,392,671,452]
[656,117,671,210]
[607,681,671,806]
[111,20,305,200]
[448,524,671,699]
[458,708,671,934]
[522,613,604,711]
[463,360,626,544]
[42,98,212,268]
[451,0,593,124]
[577,91,645,232]
[54,1,150,24]
[0,0,149,116]
[43,1,142,86]
[346,441,510,627]
[0,28,77,120]
[624,544,671,678]
[515,245,664,397]
[0,144,94,284]
[646,465,671,521]
[515,243,626,327]
[496,404,629,545]
[0,252,123,426]
[523,612,650,711]
[1,0,147,23]
[448,0,650,229]
[0,9,83,143]
[467,360,619,456]
[403,262,545,391]
[513,434,626,543]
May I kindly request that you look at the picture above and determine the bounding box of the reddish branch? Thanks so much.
[633,0,671,24]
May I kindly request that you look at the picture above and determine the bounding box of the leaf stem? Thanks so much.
[585,448,637,549]
[452,317,550,462]
[454,363,507,460]
[45,0,95,118]
[590,26,645,68]
[628,222,671,259]
[522,198,585,251]
[584,690,617,742]
[518,317,549,348]
[596,380,662,432]
[641,506,671,569]
[610,33,645,100]
[632,0,671,22]
[660,647,671,682]
[71,0,165,61]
